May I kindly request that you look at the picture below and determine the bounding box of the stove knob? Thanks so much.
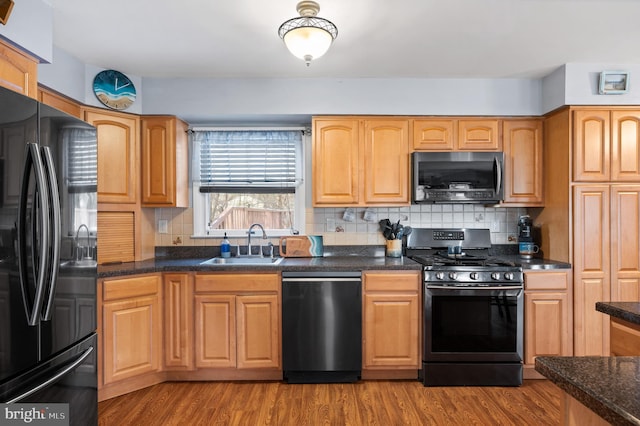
[448,272,458,280]
[436,272,445,280]
[491,272,500,280]
[505,272,514,280]
[470,272,479,280]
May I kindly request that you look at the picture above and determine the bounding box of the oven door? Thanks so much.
[424,285,523,363]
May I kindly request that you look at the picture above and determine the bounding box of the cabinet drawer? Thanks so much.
[363,271,420,292]
[524,270,569,290]
[195,273,280,293]
[103,274,161,301]
[611,318,640,356]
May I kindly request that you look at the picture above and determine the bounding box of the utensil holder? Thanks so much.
[386,239,402,258]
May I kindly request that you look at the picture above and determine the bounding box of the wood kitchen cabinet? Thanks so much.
[312,117,410,206]
[412,119,455,150]
[0,39,37,99]
[85,107,140,204]
[98,274,163,401]
[573,109,640,182]
[37,86,82,118]
[524,269,572,379]
[502,119,544,206]
[194,273,281,372]
[572,184,640,356]
[457,119,501,151]
[610,317,640,356]
[362,271,421,378]
[163,273,194,370]
[141,116,189,207]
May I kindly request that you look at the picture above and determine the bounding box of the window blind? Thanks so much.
[195,130,301,191]
[64,127,97,193]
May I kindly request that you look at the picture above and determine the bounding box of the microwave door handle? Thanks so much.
[495,156,502,195]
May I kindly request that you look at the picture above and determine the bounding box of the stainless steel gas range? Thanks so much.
[406,228,524,387]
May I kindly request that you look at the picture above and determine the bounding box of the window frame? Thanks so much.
[191,127,307,239]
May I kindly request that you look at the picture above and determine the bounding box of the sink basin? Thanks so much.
[200,257,283,266]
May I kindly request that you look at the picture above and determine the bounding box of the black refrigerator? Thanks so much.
[0,86,98,424]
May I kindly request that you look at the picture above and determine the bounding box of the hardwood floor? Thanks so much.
[98,379,561,425]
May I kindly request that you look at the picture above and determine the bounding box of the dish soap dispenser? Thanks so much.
[221,232,231,258]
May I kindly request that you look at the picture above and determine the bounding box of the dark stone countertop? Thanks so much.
[596,302,640,326]
[535,356,640,425]
[97,255,422,278]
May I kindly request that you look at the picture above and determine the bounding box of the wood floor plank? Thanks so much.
[98,379,561,425]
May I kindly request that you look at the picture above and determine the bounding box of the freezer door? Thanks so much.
[0,333,97,426]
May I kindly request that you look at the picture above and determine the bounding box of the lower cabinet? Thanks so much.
[163,273,194,370]
[194,273,281,371]
[362,270,421,379]
[524,269,573,379]
[98,274,163,400]
[610,317,640,356]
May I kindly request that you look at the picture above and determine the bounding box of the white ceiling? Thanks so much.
[51,0,640,80]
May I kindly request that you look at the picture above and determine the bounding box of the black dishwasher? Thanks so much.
[282,271,362,383]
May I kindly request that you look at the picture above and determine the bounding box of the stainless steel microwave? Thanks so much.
[412,152,504,204]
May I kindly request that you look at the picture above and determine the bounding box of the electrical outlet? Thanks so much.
[490,219,500,232]
[158,219,168,234]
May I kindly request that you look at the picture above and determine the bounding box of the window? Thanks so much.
[62,126,97,236]
[192,129,305,237]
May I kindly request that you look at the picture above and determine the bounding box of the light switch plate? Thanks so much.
[158,219,168,234]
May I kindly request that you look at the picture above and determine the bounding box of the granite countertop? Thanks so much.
[535,356,640,425]
[596,302,640,326]
[97,251,570,278]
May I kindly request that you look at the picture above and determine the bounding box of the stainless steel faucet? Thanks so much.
[75,224,91,260]
[246,223,267,256]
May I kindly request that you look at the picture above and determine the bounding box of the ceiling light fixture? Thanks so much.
[278,1,338,66]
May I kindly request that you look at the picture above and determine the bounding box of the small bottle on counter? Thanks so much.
[221,232,231,258]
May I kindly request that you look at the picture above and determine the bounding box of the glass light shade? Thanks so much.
[283,26,334,63]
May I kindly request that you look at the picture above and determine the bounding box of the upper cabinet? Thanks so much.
[573,109,640,182]
[502,119,544,206]
[0,39,37,99]
[141,116,189,207]
[312,117,410,206]
[38,86,82,118]
[412,118,501,151]
[85,108,140,204]
[457,119,501,151]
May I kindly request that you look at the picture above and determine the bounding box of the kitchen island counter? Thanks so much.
[536,356,640,425]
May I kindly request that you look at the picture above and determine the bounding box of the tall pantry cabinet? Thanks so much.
[540,107,640,356]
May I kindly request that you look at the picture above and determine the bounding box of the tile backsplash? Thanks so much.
[155,205,527,247]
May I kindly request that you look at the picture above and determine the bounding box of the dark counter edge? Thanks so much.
[535,356,640,426]
[596,302,640,326]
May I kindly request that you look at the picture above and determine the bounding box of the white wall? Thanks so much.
[0,0,52,63]
[564,63,640,106]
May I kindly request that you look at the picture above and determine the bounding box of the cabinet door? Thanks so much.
[85,109,140,204]
[0,40,37,98]
[611,111,640,181]
[524,291,570,365]
[363,119,410,204]
[194,294,236,368]
[573,110,610,182]
[164,273,194,370]
[102,294,161,385]
[312,118,360,205]
[457,119,501,150]
[236,294,280,369]
[412,119,455,150]
[363,271,420,369]
[502,120,543,205]
[610,185,640,301]
[38,87,82,118]
[141,116,189,207]
[573,185,610,356]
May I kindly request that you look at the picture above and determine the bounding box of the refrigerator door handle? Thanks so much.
[40,146,61,321]
[17,143,51,326]
[6,346,94,403]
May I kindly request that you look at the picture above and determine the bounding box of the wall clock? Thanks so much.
[93,70,137,110]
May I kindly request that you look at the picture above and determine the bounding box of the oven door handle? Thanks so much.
[426,285,523,291]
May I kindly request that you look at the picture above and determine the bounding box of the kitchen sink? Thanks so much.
[200,256,283,266]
